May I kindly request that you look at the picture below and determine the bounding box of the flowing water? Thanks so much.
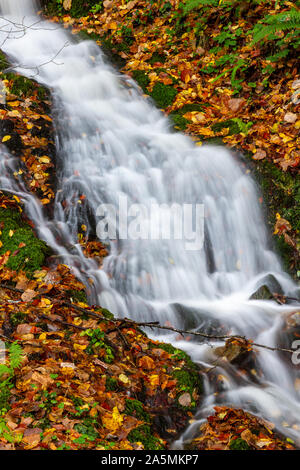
[0,0,299,447]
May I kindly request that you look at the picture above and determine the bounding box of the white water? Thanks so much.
[0,0,299,446]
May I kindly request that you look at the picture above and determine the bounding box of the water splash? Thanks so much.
[0,0,299,446]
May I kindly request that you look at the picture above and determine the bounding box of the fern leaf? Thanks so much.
[183,0,219,15]
[252,9,300,44]
[0,365,10,377]
[8,342,22,371]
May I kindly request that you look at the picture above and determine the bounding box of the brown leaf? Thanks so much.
[228,98,245,113]
[253,149,266,160]
[21,289,37,302]
[178,392,192,407]
[284,112,297,123]
[138,356,155,370]
[63,0,72,10]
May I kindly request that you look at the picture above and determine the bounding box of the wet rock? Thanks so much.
[250,274,284,301]
[214,337,253,366]
[0,119,23,154]
[250,284,274,301]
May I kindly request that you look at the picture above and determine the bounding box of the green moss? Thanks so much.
[78,30,100,42]
[65,289,87,303]
[178,103,204,113]
[212,118,253,135]
[172,369,202,409]
[100,37,127,68]
[9,75,35,98]
[46,0,102,17]
[120,25,134,46]
[132,70,150,93]
[9,312,26,328]
[105,376,118,392]
[100,308,114,320]
[0,388,10,411]
[154,342,203,409]
[128,425,164,450]
[147,52,167,65]
[229,437,251,450]
[0,51,9,72]
[74,417,99,441]
[156,342,197,370]
[245,156,300,277]
[124,399,150,423]
[169,112,189,130]
[169,103,204,131]
[150,82,177,108]
[0,208,49,273]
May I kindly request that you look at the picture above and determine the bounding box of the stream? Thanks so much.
[0,0,299,447]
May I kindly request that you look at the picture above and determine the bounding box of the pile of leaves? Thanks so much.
[187,406,295,450]
[44,0,300,274]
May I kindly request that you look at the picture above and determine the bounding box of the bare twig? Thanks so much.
[0,282,297,355]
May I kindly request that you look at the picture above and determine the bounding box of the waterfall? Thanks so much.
[0,0,38,16]
[0,0,299,446]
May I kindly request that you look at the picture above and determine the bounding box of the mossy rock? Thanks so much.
[0,387,10,411]
[65,289,87,303]
[131,70,150,94]
[169,103,204,131]
[124,398,150,423]
[147,52,167,65]
[212,118,253,135]
[1,70,50,101]
[105,376,119,392]
[9,312,26,328]
[100,308,114,320]
[74,417,99,441]
[244,155,300,278]
[169,112,189,130]
[178,103,204,114]
[250,285,274,301]
[229,437,251,450]
[0,51,9,72]
[150,82,177,108]
[172,369,202,410]
[127,424,164,450]
[154,342,203,410]
[155,342,196,369]
[7,75,35,98]
[0,208,49,273]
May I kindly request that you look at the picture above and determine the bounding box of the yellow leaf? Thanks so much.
[74,343,87,351]
[39,156,51,164]
[2,135,11,142]
[118,373,130,384]
[149,374,160,386]
[8,101,20,107]
[102,406,123,432]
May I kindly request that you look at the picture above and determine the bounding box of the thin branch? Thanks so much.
[0,282,296,355]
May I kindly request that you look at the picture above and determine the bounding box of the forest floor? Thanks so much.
[0,0,298,451]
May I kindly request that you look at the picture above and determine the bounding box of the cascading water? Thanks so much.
[0,0,299,447]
